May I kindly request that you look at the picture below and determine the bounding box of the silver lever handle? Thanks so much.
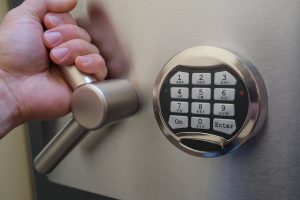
[34,66,139,173]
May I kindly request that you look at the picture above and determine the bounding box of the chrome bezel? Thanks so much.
[153,46,268,157]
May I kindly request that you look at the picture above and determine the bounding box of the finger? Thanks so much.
[44,13,77,29]
[47,0,77,13]
[50,39,99,66]
[85,2,130,78]
[44,24,91,48]
[75,54,107,80]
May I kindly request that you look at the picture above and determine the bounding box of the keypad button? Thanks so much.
[214,71,237,85]
[191,102,211,115]
[213,103,235,117]
[191,117,210,130]
[168,115,188,129]
[171,87,189,99]
[170,71,189,85]
[214,88,235,101]
[213,118,236,135]
[192,88,211,100]
[192,73,211,85]
[170,101,189,113]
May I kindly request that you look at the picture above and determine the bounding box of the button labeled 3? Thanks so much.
[215,71,237,85]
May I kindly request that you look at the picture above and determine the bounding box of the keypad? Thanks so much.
[161,66,249,140]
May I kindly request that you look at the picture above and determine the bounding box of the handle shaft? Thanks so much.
[34,118,88,173]
[61,65,97,90]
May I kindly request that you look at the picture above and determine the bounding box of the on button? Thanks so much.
[168,115,188,129]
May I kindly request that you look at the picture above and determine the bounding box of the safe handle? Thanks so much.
[34,66,139,173]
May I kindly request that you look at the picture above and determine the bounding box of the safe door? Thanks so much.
[30,0,300,200]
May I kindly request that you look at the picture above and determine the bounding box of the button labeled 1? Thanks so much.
[170,71,189,85]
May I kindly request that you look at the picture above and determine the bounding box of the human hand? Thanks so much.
[0,0,107,138]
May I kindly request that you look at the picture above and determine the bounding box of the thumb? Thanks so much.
[15,0,77,22]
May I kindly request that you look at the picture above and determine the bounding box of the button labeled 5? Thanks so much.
[192,88,211,100]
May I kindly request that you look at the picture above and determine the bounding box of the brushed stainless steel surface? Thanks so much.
[34,118,88,173]
[61,65,97,90]
[153,46,268,157]
[41,0,300,199]
[72,79,139,129]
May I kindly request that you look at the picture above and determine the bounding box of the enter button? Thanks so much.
[213,118,236,135]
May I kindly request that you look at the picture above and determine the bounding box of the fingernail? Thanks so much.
[48,15,61,26]
[78,56,92,65]
[44,32,61,46]
[52,48,68,60]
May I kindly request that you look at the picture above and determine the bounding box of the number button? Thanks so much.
[214,88,235,101]
[191,117,210,130]
[170,101,189,113]
[170,71,189,85]
[168,115,188,129]
[191,102,211,115]
[171,87,189,99]
[192,73,211,85]
[192,88,211,100]
[213,103,235,116]
[214,71,237,85]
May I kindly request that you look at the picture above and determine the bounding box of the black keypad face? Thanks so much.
[159,65,249,140]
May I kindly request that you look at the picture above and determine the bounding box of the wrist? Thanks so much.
[0,68,25,138]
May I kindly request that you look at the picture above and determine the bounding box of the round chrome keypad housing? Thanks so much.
[153,46,268,157]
